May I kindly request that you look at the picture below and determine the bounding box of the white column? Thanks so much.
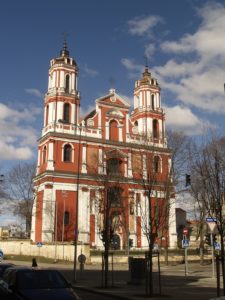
[57,102,64,121]
[36,149,41,175]
[124,158,127,177]
[168,197,177,249]
[142,154,147,179]
[47,142,54,170]
[98,148,103,174]
[71,103,75,124]
[81,144,87,173]
[71,73,75,93]
[78,188,90,243]
[30,196,37,241]
[42,187,55,242]
[60,70,64,88]
[53,71,56,88]
[141,91,144,107]
[128,152,132,177]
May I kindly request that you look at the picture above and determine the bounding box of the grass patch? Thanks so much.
[4,254,73,265]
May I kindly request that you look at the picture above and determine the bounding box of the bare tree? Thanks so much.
[88,152,129,288]
[0,173,8,214]
[189,133,225,294]
[129,132,173,297]
[166,130,191,188]
[5,162,36,236]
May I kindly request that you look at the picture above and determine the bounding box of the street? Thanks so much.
[3,259,224,300]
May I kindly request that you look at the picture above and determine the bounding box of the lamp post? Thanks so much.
[73,124,82,282]
[58,119,82,282]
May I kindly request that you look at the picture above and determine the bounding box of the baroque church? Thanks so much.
[30,43,177,249]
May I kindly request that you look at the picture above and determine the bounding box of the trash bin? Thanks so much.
[129,257,146,285]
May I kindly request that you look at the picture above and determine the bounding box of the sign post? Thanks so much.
[36,242,43,258]
[206,217,217,278]
[0,249,4,262]
[182,239,189,276]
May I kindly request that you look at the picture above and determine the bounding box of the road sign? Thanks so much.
[78,254,86,264]
[214,242,221,251]
[206,217,216,222]
[36,242,43,247]
[183,228,188,235]
[0,250,4,261]
[206,217,217,232]
[182,239,189,248]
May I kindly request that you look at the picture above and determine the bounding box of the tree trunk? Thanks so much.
[220,234,225,295]
[104,246,109,288]
[146,245,153,297]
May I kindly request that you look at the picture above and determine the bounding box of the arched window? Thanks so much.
[64,211,70,226]
[43,146,47,163]
[45,105,49,126]
[63,103,70,123]
[65,74,70,93]
[153,156,160,173]
[151,94,155,110]
[63,144,72,162]
[153,119,159,139]
[109,120,119,141]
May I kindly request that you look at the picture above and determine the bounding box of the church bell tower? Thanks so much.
[43,41,80,136]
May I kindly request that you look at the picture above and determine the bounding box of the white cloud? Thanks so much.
[127,15,163,37]
[121,58,143,79]
[0,102,40,160]
[144,44,156,59]
[83,64,99,77]
[25,88,43,98]
[152,1,225,115]
[0,141,33,160]
[165,105,214,135]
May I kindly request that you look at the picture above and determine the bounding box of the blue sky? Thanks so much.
[1,0,225,223]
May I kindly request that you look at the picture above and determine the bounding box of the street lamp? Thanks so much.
[73,124,82,282]
[58,119,82,282]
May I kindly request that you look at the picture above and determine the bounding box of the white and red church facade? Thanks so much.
[30,43,177,249]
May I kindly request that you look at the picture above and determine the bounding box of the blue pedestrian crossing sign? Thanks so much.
[182,239,189,248]
[0,249,4,260]
[214,242,221,250]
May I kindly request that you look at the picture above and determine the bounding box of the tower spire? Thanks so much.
[60,33,69,57]
[141,56,151,84]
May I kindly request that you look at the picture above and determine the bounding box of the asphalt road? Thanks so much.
[2,259,224,300]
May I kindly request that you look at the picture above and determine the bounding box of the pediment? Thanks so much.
[96,89,130,109]
[105,148,127,158]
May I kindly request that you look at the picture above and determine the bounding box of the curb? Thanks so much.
[73,284,137,300]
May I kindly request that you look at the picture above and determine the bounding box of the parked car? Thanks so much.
[0,266,82,300]
[0,263,15,278]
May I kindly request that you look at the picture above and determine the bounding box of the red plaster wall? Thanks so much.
[35,190,44,242]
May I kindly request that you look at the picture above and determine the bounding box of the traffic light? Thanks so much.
[205,234,211,245]
[185,174,191,187]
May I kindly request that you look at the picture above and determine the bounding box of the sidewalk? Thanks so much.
[70,263,219,300]
[6,259,221,300]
